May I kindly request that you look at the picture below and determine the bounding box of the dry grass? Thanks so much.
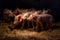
[0,21,60,40]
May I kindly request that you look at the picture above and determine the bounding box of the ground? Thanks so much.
[0,21,60,40]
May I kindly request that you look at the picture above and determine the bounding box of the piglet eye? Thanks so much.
[18,16,21,21]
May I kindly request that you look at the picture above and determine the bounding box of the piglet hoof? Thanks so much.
[8,25,14,31]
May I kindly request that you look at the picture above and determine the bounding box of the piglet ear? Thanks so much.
[47,9,51,12]
[46,9,51,14]
[45,10,48,13]
[37,10,42,14]
[3,9,8,13]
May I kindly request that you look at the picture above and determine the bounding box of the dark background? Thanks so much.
[0,0,60,21]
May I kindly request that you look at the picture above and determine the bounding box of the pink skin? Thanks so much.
[27,12,39,29]
[13,14,22,25]
[3,9,15,22]
[13,9,53,30]
[36,11,53,30]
